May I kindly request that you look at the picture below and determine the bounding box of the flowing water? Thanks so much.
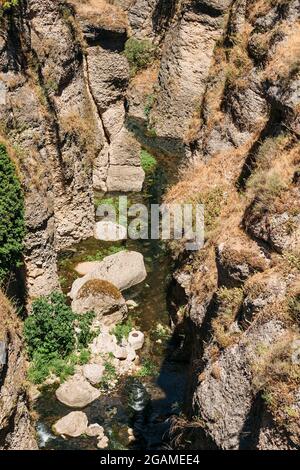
[35,167,187,450]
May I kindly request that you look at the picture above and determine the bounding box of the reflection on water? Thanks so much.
[35,167,188,450]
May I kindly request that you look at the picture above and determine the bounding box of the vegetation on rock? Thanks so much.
[140,149,157,174]
[124,37,156,75]
[0,143,25,285]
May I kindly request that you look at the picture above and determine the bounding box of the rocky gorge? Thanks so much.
[0,0,300,452]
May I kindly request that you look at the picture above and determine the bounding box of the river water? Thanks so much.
[34,167,188,450]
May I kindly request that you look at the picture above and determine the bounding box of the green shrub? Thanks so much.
[140,149,157,174]
[27,351,76,384]
[124,37,156,75]
[112,319,133,344]
[24,292,76,359]
[24,292,98,384]
[76,310,97,348]
[0,143,25,284]
[77,348,91,365]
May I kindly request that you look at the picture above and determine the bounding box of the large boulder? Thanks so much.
[56,374,100,408]
[69,251,147,299]
[71,279,127,327]
[52,411,88,437]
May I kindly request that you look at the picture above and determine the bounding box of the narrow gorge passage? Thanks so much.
[0,0,300,458]
[35,166,188,451]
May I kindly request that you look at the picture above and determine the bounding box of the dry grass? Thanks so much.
[247,0,288,23]
[226,29,253,90]
[129,63,159,96]
[252,331,300,443]
[212,287,243,348]
[60,108,98,162]
[69,0,128,30]
[264,22,300,80]
[0,289,21,341]
[245,136,300,218]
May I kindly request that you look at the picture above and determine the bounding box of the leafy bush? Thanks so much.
[24,292,97,384]
[112,319,133,344]
[76,310,96,348]
[124,38,156,75]
[140,149,157,174]
[24,291,76,359]
[0,143,25,284]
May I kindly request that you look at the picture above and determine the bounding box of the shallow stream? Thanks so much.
[35,167,187,450]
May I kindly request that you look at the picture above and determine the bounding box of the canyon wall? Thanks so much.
[0,0,299,450]
[0,291,37,449]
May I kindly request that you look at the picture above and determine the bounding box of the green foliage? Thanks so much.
[140,149,157,174]
[1,0,21,12]
[77,348,91,365]
[0,143,25,284]
[136,358,157,377]
[24,292,97,384]
[24,292,76,359]
[99,359,118,389]
[124,38,156,75]
[27,351,75,385]
[76,310,97,348]
[151,322,171,341]
[112,319,133,344]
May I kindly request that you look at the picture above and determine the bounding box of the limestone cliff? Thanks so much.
[0,291,37,449]
[0,0,144,300]
[0,0,300,451]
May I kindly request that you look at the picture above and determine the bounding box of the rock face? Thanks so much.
[53,412,88,437]
[55,374,100,408]
[71,279,127,327]
[70,251,147,299]
[0,292,37,450]
[151,0,300,452]
[0,0,145,299]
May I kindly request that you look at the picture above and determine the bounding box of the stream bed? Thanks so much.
[34,167,187,450]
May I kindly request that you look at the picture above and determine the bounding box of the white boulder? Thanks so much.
[69,251,147,300]
[56,374,100,408]
[52,411,88,437]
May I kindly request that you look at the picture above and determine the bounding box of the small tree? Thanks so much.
[0,143,25,284]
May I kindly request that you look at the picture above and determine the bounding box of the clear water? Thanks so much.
[35,168,188,450]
